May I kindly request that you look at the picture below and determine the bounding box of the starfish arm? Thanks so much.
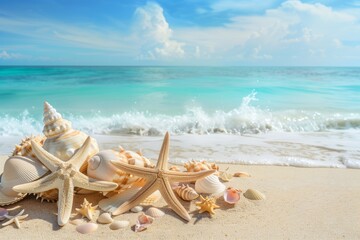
[156,132,170,170]
[112,178,158,216]
[57,178,74,226]
[31,140,62,172]
[1,218,14,227]
[166,169,216,183]
[13,173,59,193]
[73,172,118,192]
[111,160,158,178]
[14,218,21,228]
[159,177,191,221]
[68,136,93,169]
[17,214,28,220]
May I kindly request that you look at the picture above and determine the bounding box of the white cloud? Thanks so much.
[0,50,21,59]
[211,0,277,12]
[133,2,185,60]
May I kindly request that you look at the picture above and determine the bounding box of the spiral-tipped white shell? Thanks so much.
[195,174,226,195]
[174,184,199,201]
[243,189,266,200]
[42,102,99,161]
[0,156,48,206]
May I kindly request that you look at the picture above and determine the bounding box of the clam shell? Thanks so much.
[141,190,162,205]
[97,212,113,224]
[195,174,226,195]
[0,156,48,206]
[130,206,143,213]
[76,223,98,234]
[223,187,241,204]
[174,184,199,201]
[109,220,129,230]
[0,207,8,220]
[138,213,154,225]
[145,207,165,218]
[99,187,141,213]
[243,189,265,200]
[233,172,251,178]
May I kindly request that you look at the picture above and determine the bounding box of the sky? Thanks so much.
[0,0,360,66]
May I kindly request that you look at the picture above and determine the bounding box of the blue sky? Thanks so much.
[0,0,360,65]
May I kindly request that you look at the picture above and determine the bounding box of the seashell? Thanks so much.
[233,172,251,178]
[70,218,86,226]
[145,207,165,218]
[75,198,98,221]
[218,168,233,182]
[184,160,219,173]
[223,187,242,204]
[42,102,99,161]
[0,156,48,206]
[141,190,162,205]
[169,165,181,171]
[109,220,129,230]
[97,212,113,224]
[99,187,141,213]
[174,184,199,201]
[76,222,98,234]
[196,195,220,215]
[12,135,46,159]
[130,206,143,213]
[0,207,8,220]
[195,174,226,195]
[35,189,58,202]
[135,213,154,232]
[243,189,266,200]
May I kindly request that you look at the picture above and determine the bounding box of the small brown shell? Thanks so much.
[174,184,199,201]
[243,189,265,200]
[233,172,251,178]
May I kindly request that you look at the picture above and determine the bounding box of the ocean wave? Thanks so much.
[0,93,360,137]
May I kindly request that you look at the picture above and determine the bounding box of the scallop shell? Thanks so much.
[0,156,48,206]
[130,206,143,213]
[97,212,113,224]
[109,220,129,230]
[233,172,251,178]
[223,187,242,204]
[184,160,219,172]
[243,189,265,200]
[141,190,161,205]
[145,207,165,218]
[12,135,46,159]
[76,222,98,234]
[174,184,199,201]
[195,174,226,195]
[42,102,99,161]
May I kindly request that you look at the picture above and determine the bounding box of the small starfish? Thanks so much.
[13,137,118,226]
[111,132,215,221]
[195,195,220,215]
[2,209,28,229]
[75,198,98,221]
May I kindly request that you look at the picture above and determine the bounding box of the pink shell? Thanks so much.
[223,187,241,204]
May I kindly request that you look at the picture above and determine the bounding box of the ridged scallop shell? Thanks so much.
[223,187,241,204]
[0,156,48,206]
[97,212,113,224]
[110,220,129,230]
[243,189,265,200]
[130,206,143,213]
[174,184,199,201]
[195,174,226,195]
[12,135,46,159]
[233,172,251,178]
[141,190,161,205]
[42,102,99,161]
[184,160,219,172]
[145,207,165,218]
[76,222,98,234]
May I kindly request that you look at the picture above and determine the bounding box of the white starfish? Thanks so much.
[2,209,28,229]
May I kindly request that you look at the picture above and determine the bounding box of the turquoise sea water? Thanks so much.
[0,66,359,136]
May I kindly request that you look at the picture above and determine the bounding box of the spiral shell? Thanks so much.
[195,174,226,195]
[184,160,219,172]
[243,189,266,200]
[174,184,199,201]
[0,156,48,206]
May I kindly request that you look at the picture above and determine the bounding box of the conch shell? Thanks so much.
[42,101,99,161]
[195,174,226,196]
[174,184,199,201]
[0,156,48,206]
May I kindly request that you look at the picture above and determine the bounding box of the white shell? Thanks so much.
[195,174,226,195]
[0,156,48,206]
[109,220,129,230]
[99,187,141,213]
[145,207,165,218]
[76,222,98,234]
[130,206,143,213]
[97,212,113,224]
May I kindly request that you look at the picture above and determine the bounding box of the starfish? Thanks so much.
[195,195,220,215]
[110,132,215,221]
[2,209,28,228]
[75,198,98,221]
[13,137,118,226]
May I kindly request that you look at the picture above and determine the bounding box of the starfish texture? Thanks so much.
[13,137,118,226]
[75,198,98,220]
[2,209,28,228]
[111,132,215,221]
[196,195,220,215]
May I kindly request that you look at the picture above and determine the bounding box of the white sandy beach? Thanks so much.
[1,155,359,240]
